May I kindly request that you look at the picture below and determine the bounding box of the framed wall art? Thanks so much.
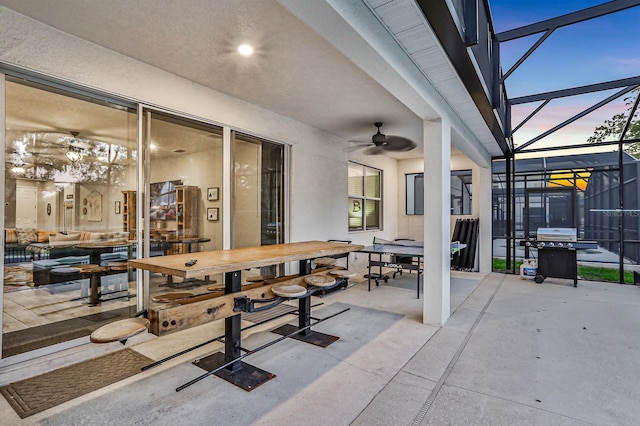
[86,190,102,222]
[207,207,219,221]
[207,187,219,201]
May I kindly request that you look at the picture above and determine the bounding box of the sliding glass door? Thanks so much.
[232,132,285,249]
[142,110,223,289]
[2,77,287,360]
[2,78,137,358]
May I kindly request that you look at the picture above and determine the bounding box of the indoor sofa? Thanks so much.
[4,228,56,264]
[32,255,91,291]
[25,230,130,261]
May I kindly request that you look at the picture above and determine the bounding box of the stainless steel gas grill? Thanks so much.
[520,228,598,287]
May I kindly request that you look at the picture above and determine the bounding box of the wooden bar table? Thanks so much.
[129,240,363,391]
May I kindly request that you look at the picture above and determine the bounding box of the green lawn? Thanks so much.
[577,265,634,284]
[492,258,635,284]
[492,258,522,272]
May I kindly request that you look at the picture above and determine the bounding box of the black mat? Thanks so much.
[0,348,153,419]
[2,306,137,358]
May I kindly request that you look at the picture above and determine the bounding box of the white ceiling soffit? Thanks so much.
[283,0,501,164]
[364,0,502,160]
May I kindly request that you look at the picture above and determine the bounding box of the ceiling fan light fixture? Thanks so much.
[372,122,386,145]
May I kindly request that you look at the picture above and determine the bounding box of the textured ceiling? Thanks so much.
[0,0,501,161]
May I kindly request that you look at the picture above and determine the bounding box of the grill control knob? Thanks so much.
[567,243,573,248]
[525,242,531,247]
[558,242,564,248]
[549,242,555,247]
[537,242,545,248]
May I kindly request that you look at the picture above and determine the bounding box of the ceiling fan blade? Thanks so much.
[364,146,385,155]
[345,142,373,152]
[383,136,417,152]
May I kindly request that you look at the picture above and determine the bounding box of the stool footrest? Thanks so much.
[234,295,286,313]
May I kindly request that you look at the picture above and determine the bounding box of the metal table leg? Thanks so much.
[272,259,339,347]
[193,270,275,391]
[416,263,420,299]
[368,253,372,291]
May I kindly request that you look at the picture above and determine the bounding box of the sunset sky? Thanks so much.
[489,1,640,151]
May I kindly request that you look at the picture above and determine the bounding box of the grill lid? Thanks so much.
[536,228,577,242]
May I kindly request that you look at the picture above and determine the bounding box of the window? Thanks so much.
[451,170,473,215]
[406,170,473,215]
[348,162,382,231]
[406,173,424,215]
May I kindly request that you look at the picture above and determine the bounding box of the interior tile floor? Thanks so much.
[3,270,225,334]
[2,271,640,425]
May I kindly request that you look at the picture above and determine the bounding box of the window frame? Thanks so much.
[348,161,382,232]
[406,170,473,215]
[451,169,473,215]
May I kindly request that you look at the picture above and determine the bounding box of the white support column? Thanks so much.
[222,126,232,249]
[423,118,451,326]
[478,166,492,273]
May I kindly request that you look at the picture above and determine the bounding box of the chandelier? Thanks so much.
[65,131,83,161]
[66,145,83,162]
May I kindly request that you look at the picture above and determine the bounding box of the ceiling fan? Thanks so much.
[348,122,417,155]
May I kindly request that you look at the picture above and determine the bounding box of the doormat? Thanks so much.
[0,348,153,419]
[242,303,298,324]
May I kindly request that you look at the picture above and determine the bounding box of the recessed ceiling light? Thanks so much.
[150,143,157,151]
[238,44,254,57]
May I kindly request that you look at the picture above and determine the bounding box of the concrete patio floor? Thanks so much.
[2,271,640,425]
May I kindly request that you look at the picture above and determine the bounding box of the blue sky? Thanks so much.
[488,1,640,150]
